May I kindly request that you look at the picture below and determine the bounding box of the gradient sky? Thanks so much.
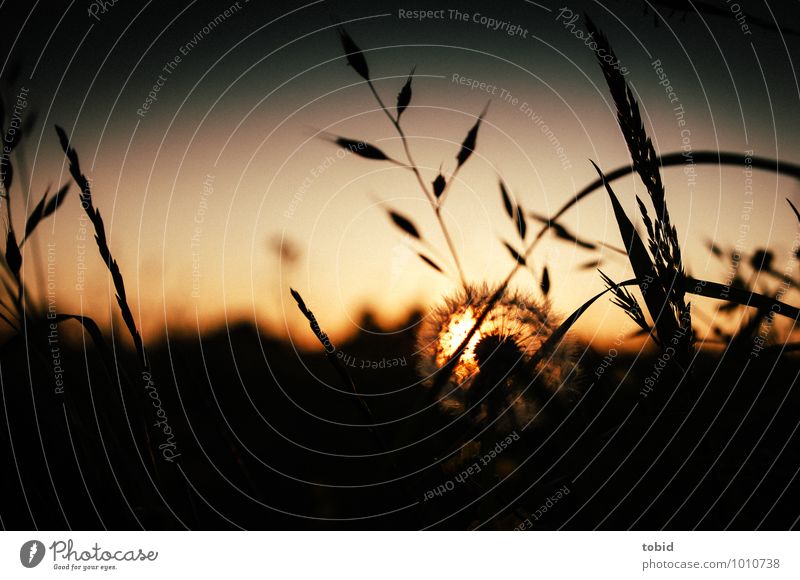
[2,0,799,349]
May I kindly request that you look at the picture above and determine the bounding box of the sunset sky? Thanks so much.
[4,0,799,349]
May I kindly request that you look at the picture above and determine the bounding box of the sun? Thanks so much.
[436,306,502,380]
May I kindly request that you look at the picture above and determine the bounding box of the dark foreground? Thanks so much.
[1,314,798,530]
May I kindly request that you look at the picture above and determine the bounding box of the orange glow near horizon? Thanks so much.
[10,30,800,354]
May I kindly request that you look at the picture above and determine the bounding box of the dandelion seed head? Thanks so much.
[417,284,578,429]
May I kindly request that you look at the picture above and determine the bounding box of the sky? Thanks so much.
[2,0,799,349]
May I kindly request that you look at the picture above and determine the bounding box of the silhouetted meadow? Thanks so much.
[0,11,798,530]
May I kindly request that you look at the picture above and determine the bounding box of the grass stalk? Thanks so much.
[290,288,418,510]
[365,79,467,287]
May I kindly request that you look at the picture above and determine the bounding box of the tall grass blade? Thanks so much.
[22,183,70,243]
[541,266,550,296]
[432,171,446,199]
[55,125,147,369]
[586,16,691,359]
[515,206,527,240]
[336,26,370,81]
[579,259,603,270]
[599,270,650,333]
[417,252,444,274]
[41,183,70,220]
[455,102,489,168]
[527,278,639,366]
[706,239,723,257]
[24,190,49,239]
[499,179,514,218]
[527,211,598,250]
[534,152,800,247]
[396,66,415,120]
[788,198,800,223]
[388,210,420,239]
[591,161,679,345]
[331,136,394,162]
[499,180,526,239]
[687,277,799,320]
[503,241,526,266]
[5,230,21,279]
